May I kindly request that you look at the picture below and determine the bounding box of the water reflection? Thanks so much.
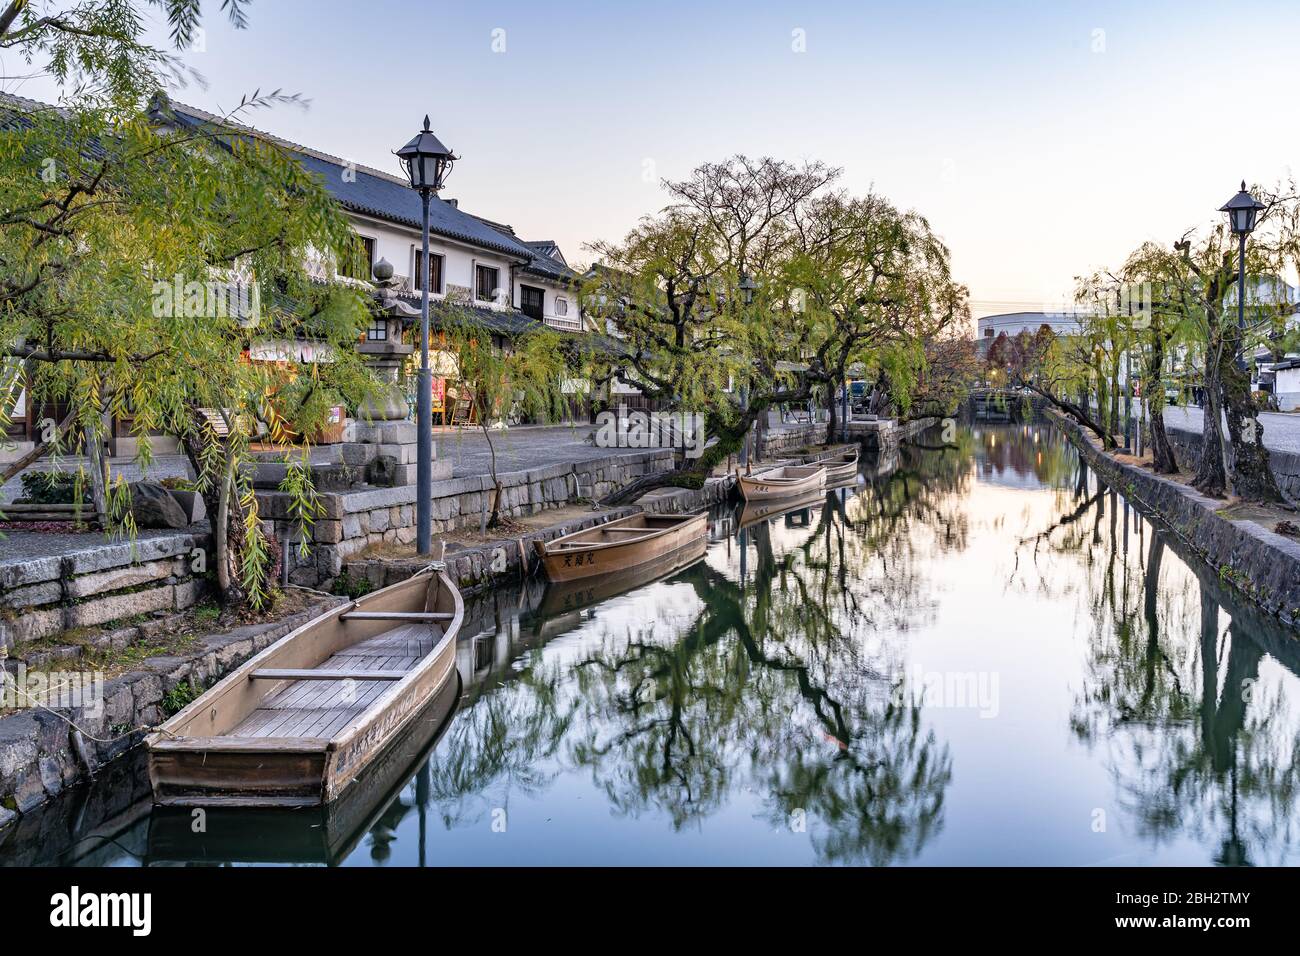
[5,423,1300,866]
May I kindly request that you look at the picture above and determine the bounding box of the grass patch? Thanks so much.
[161,679,203,717]
[331,569,374,599]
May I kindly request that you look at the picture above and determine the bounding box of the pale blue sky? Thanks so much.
[8,0,1300,318]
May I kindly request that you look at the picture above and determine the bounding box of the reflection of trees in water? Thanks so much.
[420,660,575,829]
[416,438,976,863]
[972,424,1077,487]
[1017,471,1300,865]
[568,556,951,864]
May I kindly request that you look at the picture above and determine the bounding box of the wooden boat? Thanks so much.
[533,511,707,583]
[735,463,826,501]
[815,447,860,483]
[145,672,460,864]
[538,542,707,617]
[146,564,463,809]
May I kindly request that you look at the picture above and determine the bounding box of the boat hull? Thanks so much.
[736,465,826,501]
[536,512,708,583]
[147,568,463,808]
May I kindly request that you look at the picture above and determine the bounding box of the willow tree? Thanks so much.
[1,1,377,607]
[583,156,836,503]
[1146,198,1291,502]
[438,310,567,529]
[783,190,969,439]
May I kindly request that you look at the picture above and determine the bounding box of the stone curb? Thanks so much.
[1049,409,1300,624]
[0,594,345,827]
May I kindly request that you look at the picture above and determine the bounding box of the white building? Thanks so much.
[2,96,595,463]
[158,99,587,337]
[976,311,1087,344]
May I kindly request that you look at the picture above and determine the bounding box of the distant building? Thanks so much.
[1271,356,1300,411]
[976,311,1086,355]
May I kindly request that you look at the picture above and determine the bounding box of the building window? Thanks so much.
[476,264,500,303]
[555,296,569,316]
[341,235,375,281]
[984,328,993,338]
[413,250,444,293]
[520,284,544,321]
[366,318,388,341]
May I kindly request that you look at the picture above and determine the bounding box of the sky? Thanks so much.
[7,0,1300,319]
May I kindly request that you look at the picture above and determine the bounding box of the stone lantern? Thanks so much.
[347,257,450,486]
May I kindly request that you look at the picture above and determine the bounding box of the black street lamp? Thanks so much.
[396,116,457,556]
[1219,181,1265,374]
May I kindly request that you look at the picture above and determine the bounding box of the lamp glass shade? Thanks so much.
[396,117,456,192]
[1219,181,1265,236]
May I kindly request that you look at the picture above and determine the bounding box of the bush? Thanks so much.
[331,569,373,599]
[18,471,91,505]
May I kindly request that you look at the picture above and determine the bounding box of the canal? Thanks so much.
[5,422,1300,866]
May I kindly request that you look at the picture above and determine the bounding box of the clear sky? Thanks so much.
[8,0,1300,317]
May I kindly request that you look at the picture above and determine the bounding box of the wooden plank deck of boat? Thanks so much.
[229,622,441,740]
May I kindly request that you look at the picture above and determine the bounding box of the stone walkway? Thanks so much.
[1,423,634,503]
[1163,406,1300,455]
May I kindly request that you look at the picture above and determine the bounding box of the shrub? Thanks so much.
[18,471,91,505]
[331,569,373,599]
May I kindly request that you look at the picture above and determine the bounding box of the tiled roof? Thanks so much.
[518,241,578,283]
[157,98,538,261]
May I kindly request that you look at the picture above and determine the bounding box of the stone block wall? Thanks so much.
[260,449,679,589]
[1162,419,1300,502]
[1052,410,1300,623]
[760,423,828,457]
[0,531,211,654]
[344,477,734,598]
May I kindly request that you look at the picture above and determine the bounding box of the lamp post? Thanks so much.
[738,271,756,471]
[396,117,456,556]
[1219,181,1265,375]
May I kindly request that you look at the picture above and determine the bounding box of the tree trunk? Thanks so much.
[1144,330,1178,474]
[1220,321,1284,503]
[0,407,78,482]
[824,381,839,447]
[1019,379,1113,447]
[179,409,248,608]
[1193,335,1229,498]
[84,423,108,523]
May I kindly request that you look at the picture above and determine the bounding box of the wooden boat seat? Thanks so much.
[251,669,408,681]
[340,611,454,622]
[228,622,440,740]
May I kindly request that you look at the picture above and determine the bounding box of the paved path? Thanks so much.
[2,423,627,503]
[1162,406,1300,455]
[434,423,609,478]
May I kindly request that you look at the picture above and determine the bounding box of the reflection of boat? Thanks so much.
[736,464,826,501]
[145,673,460,865]
[537,539,708,617]
[533,511,707,583]
[737,489,827,529]
[147,566,463,808]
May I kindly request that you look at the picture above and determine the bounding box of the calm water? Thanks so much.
[7,423,1300,866]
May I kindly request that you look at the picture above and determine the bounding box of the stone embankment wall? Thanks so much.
[0,530,211,654]
[344,477,734,596]
[1162,418,1300,502]
[0,595,342,828]
[1050,410,1300,624]
[260,449,679,590]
